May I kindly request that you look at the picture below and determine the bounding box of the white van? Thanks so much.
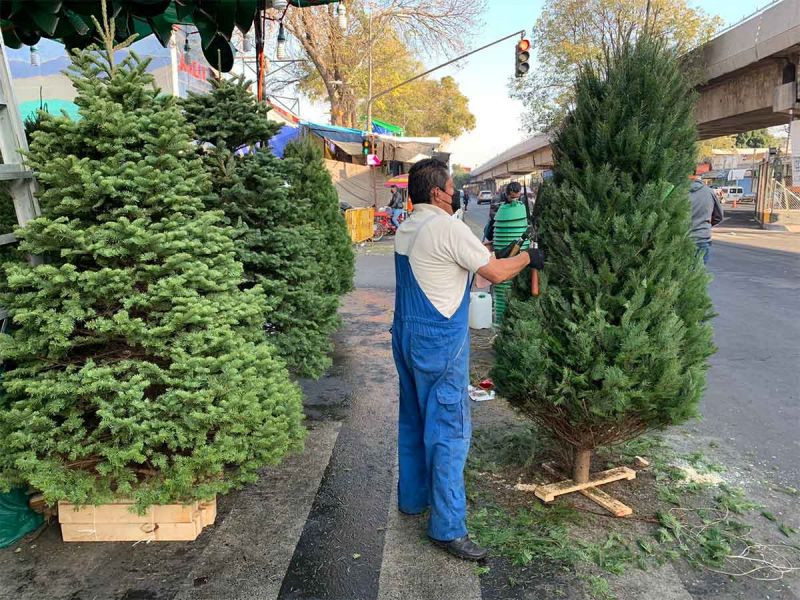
[718,186,744,204]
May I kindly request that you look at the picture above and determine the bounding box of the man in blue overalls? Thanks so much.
[392,159,545,560]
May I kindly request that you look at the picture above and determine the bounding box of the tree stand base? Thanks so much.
[515,462,636,517]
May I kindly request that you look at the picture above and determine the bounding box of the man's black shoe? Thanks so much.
[429,535,488,561]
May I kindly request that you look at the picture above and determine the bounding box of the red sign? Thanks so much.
[179,54,208,82]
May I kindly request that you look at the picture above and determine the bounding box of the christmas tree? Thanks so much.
[0,17,305,508]
[282,137,354,296]
[183,77,340,378]
[494,37,715,483]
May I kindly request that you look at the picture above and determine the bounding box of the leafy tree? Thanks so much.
[284,1,479,137]
[0,24,305,508]
[452,164,472,190]
[511,0,722,132]
[282,136,354,296]
[183,77,340,379]
[696,135,736,162]
[735,128,779,149]
[494,37,715,483]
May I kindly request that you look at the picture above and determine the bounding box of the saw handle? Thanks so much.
[531,269,540,297]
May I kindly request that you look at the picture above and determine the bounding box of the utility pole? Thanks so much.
[367,9,373,139]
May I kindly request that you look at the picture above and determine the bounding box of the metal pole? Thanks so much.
[367,10,373,134]
[255,8,265,101]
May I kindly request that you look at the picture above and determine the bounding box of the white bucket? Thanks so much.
[469,292,493,329]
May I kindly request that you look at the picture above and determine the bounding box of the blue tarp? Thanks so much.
[269,125,301,158]
[300,121,364,144]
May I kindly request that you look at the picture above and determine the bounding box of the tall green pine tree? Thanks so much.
[0,25,304,507]
[183,77,340,378]
[494,37,715,482]
[282,137,354,296]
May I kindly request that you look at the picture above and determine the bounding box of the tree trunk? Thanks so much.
[329,95,357,128]
[572,449,592,484]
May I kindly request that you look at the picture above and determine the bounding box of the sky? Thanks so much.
[299,0,772,169]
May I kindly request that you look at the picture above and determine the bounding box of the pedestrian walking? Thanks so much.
[689,176,724,264]
[389,184,405,229]
[392,159,544,561]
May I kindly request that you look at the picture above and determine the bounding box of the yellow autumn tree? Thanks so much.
[284,1,478,138]
[511,0,723,132]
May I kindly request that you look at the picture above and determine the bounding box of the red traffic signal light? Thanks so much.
[515,38,531,78]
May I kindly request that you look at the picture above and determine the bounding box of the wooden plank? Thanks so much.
[0,232,16,245]
[534,466,636,503]
[580,486,632,517]
[59,500,204,524]
[198,499,217,527]
[0,164,34,181]
[60,520,202,542]
[538,462,634,516]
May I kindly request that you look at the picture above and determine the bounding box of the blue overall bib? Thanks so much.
[392,215,472,542]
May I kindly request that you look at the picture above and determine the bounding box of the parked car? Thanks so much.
[477,190,493,204]
[718,186,744,204]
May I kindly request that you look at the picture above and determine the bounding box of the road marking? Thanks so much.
[378,468,482,600]
[175,421,342,600]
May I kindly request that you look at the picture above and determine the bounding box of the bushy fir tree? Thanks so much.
[182,77,339,378]
[0,22,305,508]
[494,37,715,482]
[282,137,354,296]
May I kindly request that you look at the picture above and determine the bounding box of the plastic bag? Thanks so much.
[0,488,44,548]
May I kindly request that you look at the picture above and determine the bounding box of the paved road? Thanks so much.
[696,216,800,488]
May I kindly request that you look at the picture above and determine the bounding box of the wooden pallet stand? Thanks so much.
[516,462,636,517]
[58,497,217,542]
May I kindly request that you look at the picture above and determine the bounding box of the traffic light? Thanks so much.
[362,137,370,155]
[515,38,531,78]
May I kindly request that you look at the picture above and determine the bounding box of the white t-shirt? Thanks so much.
[395,204,491,318]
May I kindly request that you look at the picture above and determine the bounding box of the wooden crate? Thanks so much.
[58,497,216,542]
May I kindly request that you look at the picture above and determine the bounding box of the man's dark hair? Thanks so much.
[408,158,449,204]
[390,184,397,189]
[506,181,522,195]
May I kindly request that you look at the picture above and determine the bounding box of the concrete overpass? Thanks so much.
[695,0,800,139]
[468,134,553,184]
[472,0,800,182]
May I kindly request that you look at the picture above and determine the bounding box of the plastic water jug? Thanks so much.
[469,292,493,329]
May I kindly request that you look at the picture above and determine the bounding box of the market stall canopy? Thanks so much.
[0,0,341,73]
[299,120,441,164]
[384,174,408,189]
[371,118,404,136]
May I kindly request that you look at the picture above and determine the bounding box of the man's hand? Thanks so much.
[527,247,545,270]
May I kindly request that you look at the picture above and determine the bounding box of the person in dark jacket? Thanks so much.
[689,177,724,264]
[389,184,405,229]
